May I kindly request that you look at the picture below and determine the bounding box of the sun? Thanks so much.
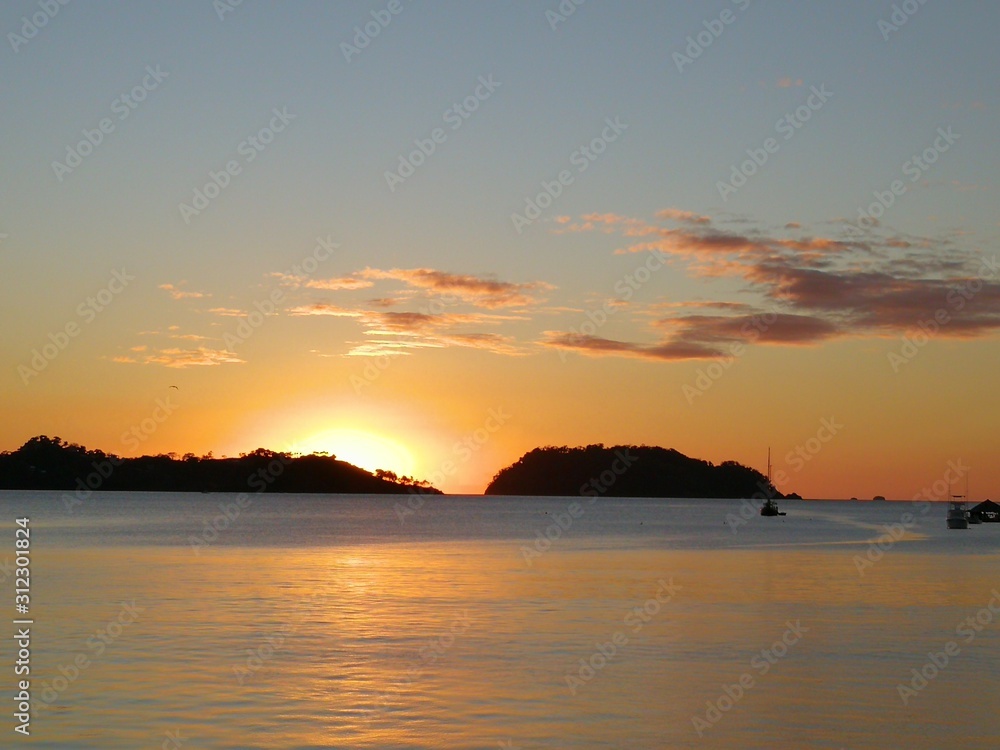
[296,428,417,477]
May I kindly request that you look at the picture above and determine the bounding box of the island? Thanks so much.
[485,444,787,499]
[0,436,442,494]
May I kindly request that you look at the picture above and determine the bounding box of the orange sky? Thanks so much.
[3,3,999,499]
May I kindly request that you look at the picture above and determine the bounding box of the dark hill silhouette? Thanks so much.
[0,436,441,494]
[485,444,783,499]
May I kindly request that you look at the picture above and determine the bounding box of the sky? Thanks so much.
[2,0,999,497]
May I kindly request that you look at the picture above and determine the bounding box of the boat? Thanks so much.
[946,497,969,530]
[760,448,786,517]
[969,499,1000,523]
[761,498,784,516]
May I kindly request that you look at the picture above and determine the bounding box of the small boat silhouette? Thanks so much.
[760,448,785,516]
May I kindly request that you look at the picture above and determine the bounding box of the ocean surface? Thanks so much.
[2,491,998,749]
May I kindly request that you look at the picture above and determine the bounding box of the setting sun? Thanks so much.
[296,428,417,477]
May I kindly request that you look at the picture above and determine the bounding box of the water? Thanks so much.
[2,492,998,748]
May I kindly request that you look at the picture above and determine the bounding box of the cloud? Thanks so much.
[287,303,362,318]
[436,332,523,356]
[368,297,404,308]
[750,262,1000,335]
[777,77,803,88]
[357,268,554,309]
[344,341,443,357]
[541,332,720,361]
[343,331,522,357]
[114,347,244,368]
[551,208,1000,358]
[159,283,209,300]
[357,310,525,335]
[305,277,375,291]
[289,297,529,357]
[169,333,212,341]
[655,208,711,225]
[542,312,840,361]
[208,307,245,317]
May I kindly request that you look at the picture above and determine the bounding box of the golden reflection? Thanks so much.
[29,540,1000,748]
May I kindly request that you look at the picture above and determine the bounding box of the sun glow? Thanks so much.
[297,428,417,477]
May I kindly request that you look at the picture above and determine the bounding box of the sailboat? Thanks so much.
[760,448,785,517]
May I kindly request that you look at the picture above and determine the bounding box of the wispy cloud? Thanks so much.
[207,307,245,317]
[159,282,209,300]
[346,332,522,357]
[305,277,375,291]
[114,347,244,368]
[542,313,839,361]
[287,303,362,318]
[285,267,550,357]
[289,296,529,356]
[357,268,555,309]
